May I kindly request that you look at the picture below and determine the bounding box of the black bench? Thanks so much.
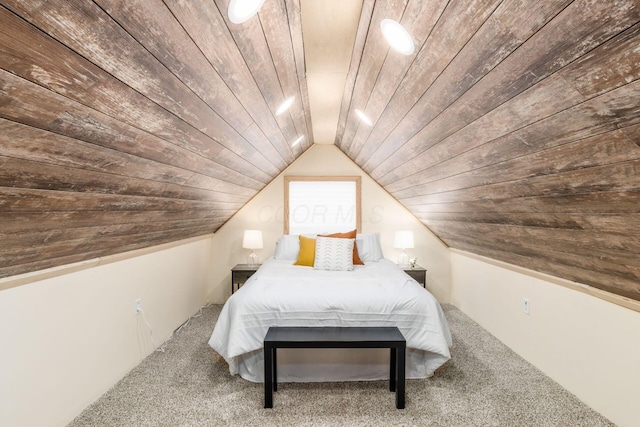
[263,326,406,409]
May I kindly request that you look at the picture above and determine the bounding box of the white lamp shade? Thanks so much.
[242,230,263,250]
[394,231,414,249]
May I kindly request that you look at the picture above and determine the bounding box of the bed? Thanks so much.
[209,234,452,383]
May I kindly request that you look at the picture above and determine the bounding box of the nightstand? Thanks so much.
[231,264,260,294]
[402,265,427,288]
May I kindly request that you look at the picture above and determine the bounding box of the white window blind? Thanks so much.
[287,180,358,235]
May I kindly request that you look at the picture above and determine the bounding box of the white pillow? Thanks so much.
[313,237,354,271]
[356,233,384,262]
[274,235,300,260]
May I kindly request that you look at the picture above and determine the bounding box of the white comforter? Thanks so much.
[209,258,452,382]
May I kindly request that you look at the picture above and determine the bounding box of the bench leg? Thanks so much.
[273,347,277,392]
[396,346,405,409]
[264,345,273,408]
[389,348,396,392]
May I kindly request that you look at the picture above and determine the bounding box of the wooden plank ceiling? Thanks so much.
[1,0,639,303]
[0,0,312,277]
[336,0,640,302]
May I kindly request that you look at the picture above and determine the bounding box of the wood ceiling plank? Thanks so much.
[440,228,640,285]
[1,0,278,177]
[0,156,248,206]
[442,234,640,299]
[0,225,219,279]
[381,26,640,185]
[419,212,640,239]
[0,226,221,278]
[621,122,640,146]
[381,71,640,188]
[390,129,640,198]
[0,187,236,213]
[0,210,231,233]
[96,0,287,174]
[1,218,220,248]
[406,190,640,214]
[259,0,311,151]
[561,22,640,98]
[427,219,640,257]
[366,0,640,178]
[337,0,409,157]
[284,0,313,151]
[377,73,586,186]
[0,158,244,209]
[210,0,301,158]
[350,0,554,163]
[397,159,640,205]
[0,225,218,264]
[385,121,635,196]
[0,119,190,185]
[239,123,289,170]
[163,0,295,167]
[439,237,640,300]
[94,0,252,129]
[345,0,449,160]
[335,0,375,150]
[0,69,266,190]
[0,4,277,181]
[0,119,252,201]
[0,229,221,277]
[347,0,503,165]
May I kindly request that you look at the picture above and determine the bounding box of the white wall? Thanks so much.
[209,144,451,303]
[0,236,213,427]
[450,250,640,427]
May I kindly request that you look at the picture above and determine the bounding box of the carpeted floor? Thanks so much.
[69,305,613,426]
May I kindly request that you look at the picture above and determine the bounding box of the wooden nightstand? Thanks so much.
[402,265,427,288]
[231,264,260,294]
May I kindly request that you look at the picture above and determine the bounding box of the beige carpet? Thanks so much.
[69,305,613,426]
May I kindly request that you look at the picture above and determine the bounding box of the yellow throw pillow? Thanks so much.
[294,235,316,266]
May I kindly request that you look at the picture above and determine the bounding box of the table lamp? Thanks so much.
[394,230,414,266]
[243,230,263,266]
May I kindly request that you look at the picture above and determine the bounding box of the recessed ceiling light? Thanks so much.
[228,0,266,24]
[355,109,373,126]
[291,135,304,147]
[276,96,295,116]
[380,19,415,56]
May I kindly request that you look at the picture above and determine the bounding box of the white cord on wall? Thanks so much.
[138,308,162,352]
[138,303,213,354]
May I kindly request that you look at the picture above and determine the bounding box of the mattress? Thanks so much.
[209,257,452,382]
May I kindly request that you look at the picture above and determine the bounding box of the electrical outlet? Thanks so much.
[523,298,530,315]
[135,298,142,315]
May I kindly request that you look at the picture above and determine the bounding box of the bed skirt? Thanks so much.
[234,347,449,383]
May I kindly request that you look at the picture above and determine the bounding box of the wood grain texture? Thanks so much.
[1,0,640,305]
[0,1,309,279]
[336,0,640,302]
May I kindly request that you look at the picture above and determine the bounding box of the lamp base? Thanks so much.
[397,251,409,267]
[248,251,259,266]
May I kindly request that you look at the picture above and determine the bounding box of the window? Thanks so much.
[284,176,361,235]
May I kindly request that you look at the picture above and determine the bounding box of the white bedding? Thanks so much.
[209,258,452,382]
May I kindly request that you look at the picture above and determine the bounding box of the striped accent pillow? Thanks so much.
[313,237,355,271]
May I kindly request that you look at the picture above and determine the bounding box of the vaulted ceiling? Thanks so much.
[1,0,639,302]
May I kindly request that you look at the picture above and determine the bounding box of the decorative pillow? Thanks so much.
[293,235,316,266]
[274,235,300,260]
[356,233,384,262]
[319,229,364,265]
[313,236,354,271]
